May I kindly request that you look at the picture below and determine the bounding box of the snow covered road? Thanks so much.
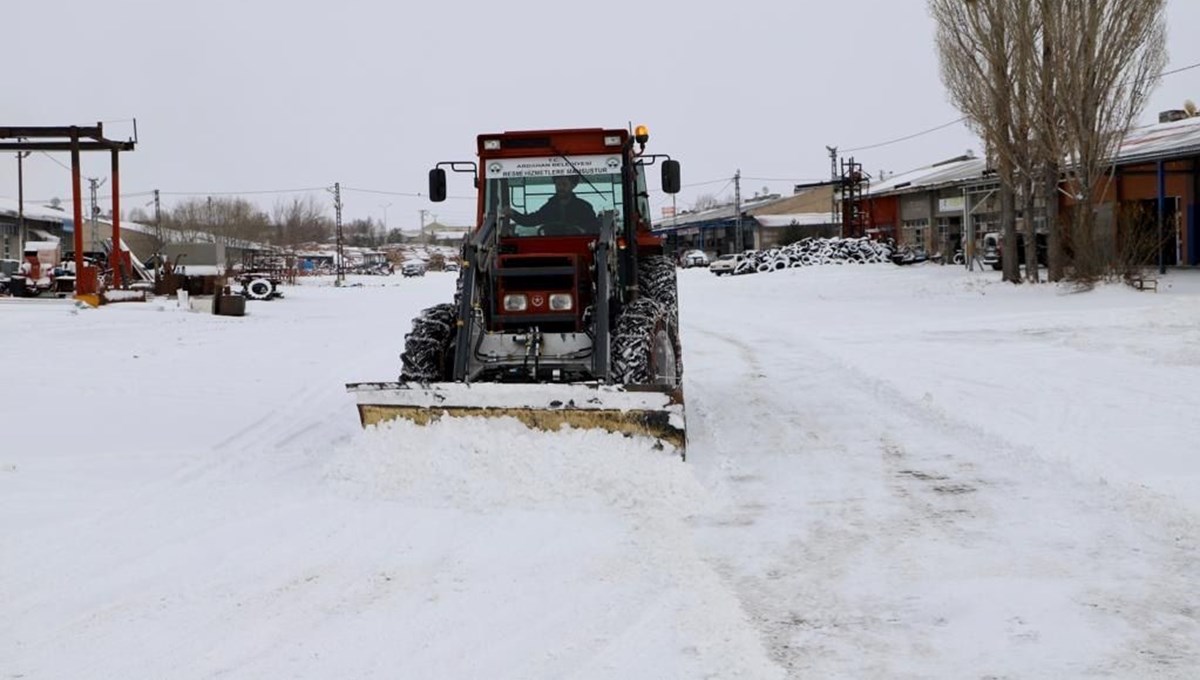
[680,267,1200,677]
[3,266,1198,678]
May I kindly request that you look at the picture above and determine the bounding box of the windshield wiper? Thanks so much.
[551,145,606,198]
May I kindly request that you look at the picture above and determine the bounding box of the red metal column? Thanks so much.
[111,148,122,288]
[70,128,86,293]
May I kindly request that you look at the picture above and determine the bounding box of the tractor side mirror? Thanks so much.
[661,159,681,194]
[428,168,447,203]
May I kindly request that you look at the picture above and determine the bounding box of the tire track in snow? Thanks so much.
[683,319,1200,678]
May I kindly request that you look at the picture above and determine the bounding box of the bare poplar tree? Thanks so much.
[1010,0,1042,283]
[1050,0,1167,281]
[1037,0,1067,281]
[931,0,1022,283]
[933,0,1167,283]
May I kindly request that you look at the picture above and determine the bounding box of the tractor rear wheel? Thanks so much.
[400,303,457,382]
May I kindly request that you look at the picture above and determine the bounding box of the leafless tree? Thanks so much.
[272,195,332,246]
[931,0,1022,283]
[1037,0,1066,281]
[931,0,1166,284]
[691,193,722,212]
[163,197,271,245]
[1051,0,1167,282]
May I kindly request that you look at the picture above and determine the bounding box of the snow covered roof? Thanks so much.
[656,194,788,230]
[754,212,836,228]
[867,156,989,196]
[863,116,1200,200]
[0,198,69,224]
[1114,115,1200,165]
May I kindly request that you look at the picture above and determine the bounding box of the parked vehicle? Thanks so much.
[678,249,709,268]
[708,253,746,275]
[401,260,427,277]
[890,244,929,266]
[0,259,19,295]
[982,233,1002,270]
[983,232,1047,271]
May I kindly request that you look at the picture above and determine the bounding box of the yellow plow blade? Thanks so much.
[346,382,686,454]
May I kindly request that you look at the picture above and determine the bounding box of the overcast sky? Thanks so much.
[4,0,1199,230]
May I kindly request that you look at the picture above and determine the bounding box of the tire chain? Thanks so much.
[637,255,678,321]
[611,296,677,385]
[399,303,457,382]
[637,255,684,379]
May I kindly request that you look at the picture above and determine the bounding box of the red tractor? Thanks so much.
[348,125,687,452]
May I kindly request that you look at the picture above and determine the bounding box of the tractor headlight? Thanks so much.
[549,294,573,311]
[503,294,528,311]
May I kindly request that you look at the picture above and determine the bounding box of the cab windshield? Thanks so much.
[484,154,625,237]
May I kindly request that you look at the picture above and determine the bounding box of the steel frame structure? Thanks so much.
[0,124,137,295]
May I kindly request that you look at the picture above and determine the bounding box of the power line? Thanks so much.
[342,185,475,201]
[158,186,329,197]
[843,118,967,153]
[37,151,74,172]
[1158,60,1200,79]
[742,176,830,184]
[839,59,1200,154]
[678,177,733,189]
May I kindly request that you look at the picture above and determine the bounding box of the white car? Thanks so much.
[679,249,710,268]
[708,253,746,276]
[401,260,427,277]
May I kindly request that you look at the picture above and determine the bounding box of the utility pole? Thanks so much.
[733,169,743,252]
[827,146,839,233]
[152,189,163,287]
[88,177,106,258]
[333,182,345,286]
[17,145,31,249]
[418,208,429,243]
[153,189,163,254]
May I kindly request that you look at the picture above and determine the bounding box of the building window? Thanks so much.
[902,218,928,247]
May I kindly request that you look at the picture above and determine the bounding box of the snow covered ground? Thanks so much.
[2,265,1198,678]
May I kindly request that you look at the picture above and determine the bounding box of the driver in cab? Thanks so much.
[503,174,599,235]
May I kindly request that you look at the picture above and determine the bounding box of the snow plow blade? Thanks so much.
[346,382,686,454]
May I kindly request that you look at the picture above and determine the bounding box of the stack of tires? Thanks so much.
[729,237,895,275]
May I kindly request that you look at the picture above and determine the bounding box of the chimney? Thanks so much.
[1159,110,1189,124]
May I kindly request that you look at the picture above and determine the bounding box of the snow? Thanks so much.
[753,213,836,228]
[3,265,1199,678]
[0,197,69,224]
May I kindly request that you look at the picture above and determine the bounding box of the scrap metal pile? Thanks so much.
[732,237,896,275]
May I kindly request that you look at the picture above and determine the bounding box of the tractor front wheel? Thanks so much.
[400,303,457,382]
[611,297,682,386]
